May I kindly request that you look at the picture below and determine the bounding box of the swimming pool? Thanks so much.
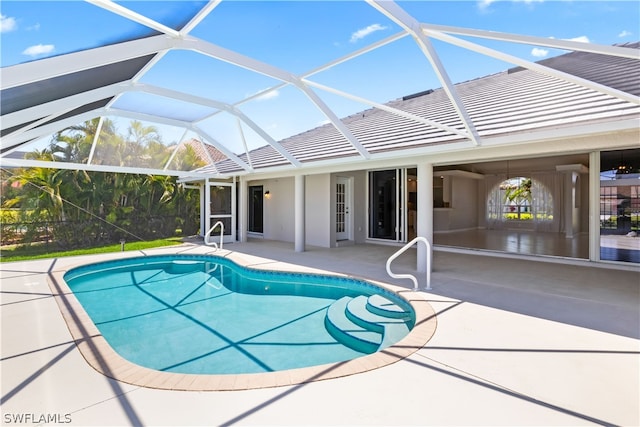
[63,254,416,376]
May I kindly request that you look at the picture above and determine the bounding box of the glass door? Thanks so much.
[369,169,401,240]
[336,177,352,241]
[369,169,396,240]
[599,149,640,263]
[368,168,416,242]
[248,185,264,233]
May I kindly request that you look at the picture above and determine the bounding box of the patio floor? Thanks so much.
[1,240,638,426]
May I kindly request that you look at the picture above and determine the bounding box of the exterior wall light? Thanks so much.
[264,191,271,199]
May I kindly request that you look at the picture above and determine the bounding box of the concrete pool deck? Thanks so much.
[1,240,639,426]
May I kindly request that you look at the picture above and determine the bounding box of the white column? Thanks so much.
[295,174,305,252]
[589,151,601,261]
[564,171,575,238]
[198,182,205,237]
[230,176,237,243]
[238,176,248,242]
[203,178,210,237]
[570,171,581,238]
[417,163,433,273]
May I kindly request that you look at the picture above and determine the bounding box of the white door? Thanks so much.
[336,177,352,241]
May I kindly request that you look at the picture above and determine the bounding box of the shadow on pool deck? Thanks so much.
[210,239,640,339]
[1,240,638,426]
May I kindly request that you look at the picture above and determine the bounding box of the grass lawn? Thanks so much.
[0,237,185,262]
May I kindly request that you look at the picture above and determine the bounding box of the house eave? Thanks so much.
[218,117,639,180]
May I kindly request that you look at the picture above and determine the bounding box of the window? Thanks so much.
[501,177,532,220]
[487,176,553,225]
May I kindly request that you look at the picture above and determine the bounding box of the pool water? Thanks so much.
[64,254,414,375]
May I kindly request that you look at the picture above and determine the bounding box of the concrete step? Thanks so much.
[325,296,381,354]
[346,296,407,333]
[366,294,412,320]
[347,296,411,350]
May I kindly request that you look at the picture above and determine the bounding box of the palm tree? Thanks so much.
[170,143,206,171]
[503,177,532,219]
[11,149,67,221]
[123,120,162,168]
[3,118,206,247]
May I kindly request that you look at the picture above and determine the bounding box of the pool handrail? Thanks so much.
[204,220,224,249]
[385,236,432,291]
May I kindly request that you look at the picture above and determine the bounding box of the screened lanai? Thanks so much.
[1,0,639,264]
[2,0,638,175]
[3,5,640,425]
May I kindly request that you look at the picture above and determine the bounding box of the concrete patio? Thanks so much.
[1,241,638,426]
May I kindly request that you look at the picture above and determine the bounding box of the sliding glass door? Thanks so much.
[369,170,398,240]
[368,168,417,242]
[600,149,640,263]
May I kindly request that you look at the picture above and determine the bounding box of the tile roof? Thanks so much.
[214,42,640,174]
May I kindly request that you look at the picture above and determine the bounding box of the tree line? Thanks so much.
[1,118,205,248]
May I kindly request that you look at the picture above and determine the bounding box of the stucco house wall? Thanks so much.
[253,177,295,243]
[306,173,331,248]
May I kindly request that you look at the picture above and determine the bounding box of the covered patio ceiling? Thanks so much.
[1,0,638,179]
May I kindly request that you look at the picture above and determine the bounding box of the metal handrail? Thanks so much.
[385,236,432,291]
[204,220,224,249]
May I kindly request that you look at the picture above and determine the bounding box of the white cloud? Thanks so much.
[350,23,387,43]
[565,36,590,43]
[478,0,497,10]
[27,23,41,31]
[478,0,543,10]
[531,47,549,58]
[1,14,18,33]
[22,44,55,57]
[618,30,632,38]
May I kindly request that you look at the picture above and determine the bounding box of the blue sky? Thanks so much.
[1,1,638,153]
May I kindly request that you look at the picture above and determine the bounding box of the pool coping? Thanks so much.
[46,249,437,391]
